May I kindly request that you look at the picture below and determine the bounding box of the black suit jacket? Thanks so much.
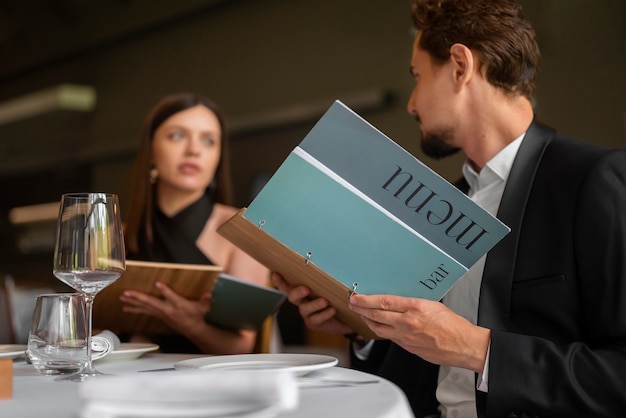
[351,120,626,417]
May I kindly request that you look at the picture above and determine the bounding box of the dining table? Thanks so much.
[1,349,415,418]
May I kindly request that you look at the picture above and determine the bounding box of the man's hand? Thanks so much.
[349,293,490,373]
[271,272,354,335]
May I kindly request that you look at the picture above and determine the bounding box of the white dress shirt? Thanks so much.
[436,134,524,418]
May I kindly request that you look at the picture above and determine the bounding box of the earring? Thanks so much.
[149,168,159,184]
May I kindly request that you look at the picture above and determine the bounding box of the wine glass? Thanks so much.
[52,192,125,381]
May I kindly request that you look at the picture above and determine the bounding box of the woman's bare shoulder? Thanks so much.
[205,203,242,234]
[211,203,240,222]
[197,204,241,265]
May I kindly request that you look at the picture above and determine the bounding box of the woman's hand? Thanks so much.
[120,282,212,335]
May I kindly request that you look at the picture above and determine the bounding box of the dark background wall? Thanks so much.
[0,0,624,276]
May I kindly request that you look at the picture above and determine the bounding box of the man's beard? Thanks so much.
[420,128,461,159]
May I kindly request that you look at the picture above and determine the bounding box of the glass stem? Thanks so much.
[84,293,96,373]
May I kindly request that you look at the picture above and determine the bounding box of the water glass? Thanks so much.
[26,293,91,376]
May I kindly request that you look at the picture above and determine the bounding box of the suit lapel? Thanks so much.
[477,121,555,330]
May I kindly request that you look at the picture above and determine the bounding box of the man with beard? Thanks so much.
[272,0,626,417]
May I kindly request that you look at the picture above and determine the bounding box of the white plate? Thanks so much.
[81,400,284,418]
[174,353,338,375]
[0,344,26,359]
[95,343,159,362]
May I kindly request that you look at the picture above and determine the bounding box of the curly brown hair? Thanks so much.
[410,0,540,99]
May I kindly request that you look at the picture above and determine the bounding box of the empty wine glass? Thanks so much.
[53,192,125,381]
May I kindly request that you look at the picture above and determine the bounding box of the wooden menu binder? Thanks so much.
[217,208,377,339]
[93,259,221,335]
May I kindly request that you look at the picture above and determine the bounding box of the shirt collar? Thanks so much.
[462,133,525,192]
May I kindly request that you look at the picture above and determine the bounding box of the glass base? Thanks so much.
[54,366,107,382]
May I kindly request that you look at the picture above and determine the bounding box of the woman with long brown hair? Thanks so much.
[121,92,269,354]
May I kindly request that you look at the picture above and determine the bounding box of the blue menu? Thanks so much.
[243,101,510,301]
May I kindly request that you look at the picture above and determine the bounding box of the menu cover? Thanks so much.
[94,260,285,335]
[217,100,510,339]
[204,272,286,331]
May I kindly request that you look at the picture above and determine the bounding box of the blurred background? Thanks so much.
[0,0,624,351]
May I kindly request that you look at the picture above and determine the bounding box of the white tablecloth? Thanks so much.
[1,353,414,418]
